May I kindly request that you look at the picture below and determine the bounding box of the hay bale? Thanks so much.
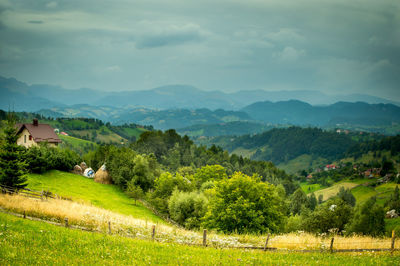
[73,165,83,175]
[94,164,112,184]
[80,162,88,171]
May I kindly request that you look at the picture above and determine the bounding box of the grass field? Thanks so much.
[312,182,360,201]
[1,213,399,265]
[69,126,124,144]
[301,182,327,194]
[58,134,98,155]
[119,127,147,139]
[26,170,164,224]
[278,155,329,175]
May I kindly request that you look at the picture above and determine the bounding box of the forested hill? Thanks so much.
[242,100,400,126]
[221,127,357,164]
[129,129,298,194]
[346,135,400,159]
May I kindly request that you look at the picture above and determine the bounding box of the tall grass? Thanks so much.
[2,212,399,265]
[1,194,398,250]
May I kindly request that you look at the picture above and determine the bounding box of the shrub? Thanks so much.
[168,190,208,229]
[202,172,285,234]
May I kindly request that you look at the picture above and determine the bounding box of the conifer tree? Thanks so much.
[0,113,27,188]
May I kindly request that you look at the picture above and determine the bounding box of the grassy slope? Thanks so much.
[120,127,147,139]
[27,170,164,224]
[312,182,360,201]
[58,134,97,147]
[58,134,98,155]
[278,155,329,174]
[1,213,399,265]
[70,126,124,144]
[300,183,327,194]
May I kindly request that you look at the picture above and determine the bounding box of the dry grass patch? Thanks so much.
[314,182,359,201]
[1,194,398,250]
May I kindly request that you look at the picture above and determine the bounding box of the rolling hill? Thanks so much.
[242,100,400,127]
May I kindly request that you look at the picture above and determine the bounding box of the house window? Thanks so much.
[29,135,32,141]
[24,135,26,143]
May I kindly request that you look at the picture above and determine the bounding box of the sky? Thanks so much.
[0,0,399,100]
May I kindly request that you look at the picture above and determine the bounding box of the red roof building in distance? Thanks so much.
[324,164,336,171]
[16,119,62,148]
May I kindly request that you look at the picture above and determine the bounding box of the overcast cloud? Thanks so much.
[0,0,399,100]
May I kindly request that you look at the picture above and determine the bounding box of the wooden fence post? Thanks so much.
[108,221,112,234]
[152,225,156,240]
[64,217,69,227]
[23,210,26,219]
[203,229,207,247]
[391,230,396,254]
[264,233,270,251]
[330,237,334,253]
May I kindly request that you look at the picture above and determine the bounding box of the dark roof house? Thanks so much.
[16,119,62,147]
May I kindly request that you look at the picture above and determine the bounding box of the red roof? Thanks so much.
[16,121,61,144]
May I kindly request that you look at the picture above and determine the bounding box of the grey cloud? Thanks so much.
[0,0,399,101]
[27,20,44,24]
[135,24,206,49]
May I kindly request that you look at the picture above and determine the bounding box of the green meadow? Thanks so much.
[27,170,164,224]
[1,213,399,265]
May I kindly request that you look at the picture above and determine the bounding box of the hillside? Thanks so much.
[242,100,400,130]
[214,127,357,165]
[9,113,148,145]
[27,170,163,223]
[177,121,277,137]
[301,178,400,233]
[58,134,98,156]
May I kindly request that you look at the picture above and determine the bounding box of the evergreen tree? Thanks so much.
[0,113,27,188]
[348,197,385,236]
[307,193,318,210]
[290,188,308,215]
[337,186,356,207]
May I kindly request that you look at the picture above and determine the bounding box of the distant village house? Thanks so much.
[16,119,62,148]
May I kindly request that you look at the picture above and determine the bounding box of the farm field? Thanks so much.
[26,170,164,224]
[1,213,399,265]
[58,134,98,155]
[312,182,360,201]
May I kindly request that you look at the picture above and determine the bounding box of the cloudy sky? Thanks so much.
[0,0,399,100]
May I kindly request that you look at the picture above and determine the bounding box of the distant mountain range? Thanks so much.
[1,75,399,133]
[1,75,399,111]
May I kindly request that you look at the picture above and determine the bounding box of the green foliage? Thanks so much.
[148,172,195,214]
[88,145,160,191]
[168,190,208,229]
[348,197,385,236]
[0,114,27,188]
[126,181,144,205]
[224,127,355,164]
[302,198,353,233]
[290,188,308,215]
[346,135,400,159]
[386,186,400,214]
[285,214,303,232]
[203,172,285,234]
[132,129,298,195]
[307,193,318,211]
[24,144,80,173]
[194,165,227,188]
[337,186,356,207]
